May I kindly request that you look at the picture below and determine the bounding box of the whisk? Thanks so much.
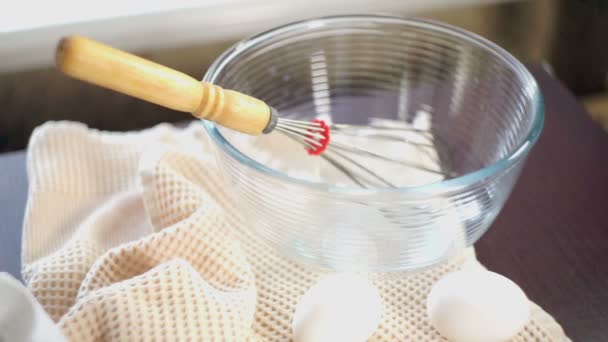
[287,122,449,187]
[56,36,448,187]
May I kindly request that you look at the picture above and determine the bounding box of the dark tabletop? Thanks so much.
[0,151,27,279]
[476,67,608,341]
[1,66,607,341]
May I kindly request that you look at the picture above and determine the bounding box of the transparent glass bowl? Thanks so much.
[203,15,543,272]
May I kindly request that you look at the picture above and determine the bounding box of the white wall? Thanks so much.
[1,0,515,73]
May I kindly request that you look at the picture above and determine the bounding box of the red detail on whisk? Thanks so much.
[306,119,330,156]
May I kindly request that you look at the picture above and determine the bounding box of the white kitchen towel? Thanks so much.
[0,273,67,342]
[20,121,568,341]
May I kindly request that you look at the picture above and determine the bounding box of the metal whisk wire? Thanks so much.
[274,118,328,151]
[274,118,450,188]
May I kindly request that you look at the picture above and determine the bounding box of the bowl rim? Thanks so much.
[202,14,544,194]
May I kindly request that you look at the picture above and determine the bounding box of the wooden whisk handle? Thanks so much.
[55,35,271,135]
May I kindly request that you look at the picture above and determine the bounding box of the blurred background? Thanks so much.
[2,0,608,152]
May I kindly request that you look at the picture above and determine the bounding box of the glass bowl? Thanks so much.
[203,15,543,272]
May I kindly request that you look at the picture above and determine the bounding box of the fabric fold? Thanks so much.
[21,121,568,341]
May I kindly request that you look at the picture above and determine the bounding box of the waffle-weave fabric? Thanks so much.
[21,121,568,341]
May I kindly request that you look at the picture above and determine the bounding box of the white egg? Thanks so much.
[427,268,530,342]
[292,273,383,342]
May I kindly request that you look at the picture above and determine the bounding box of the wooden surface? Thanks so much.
[1,66,607,340]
